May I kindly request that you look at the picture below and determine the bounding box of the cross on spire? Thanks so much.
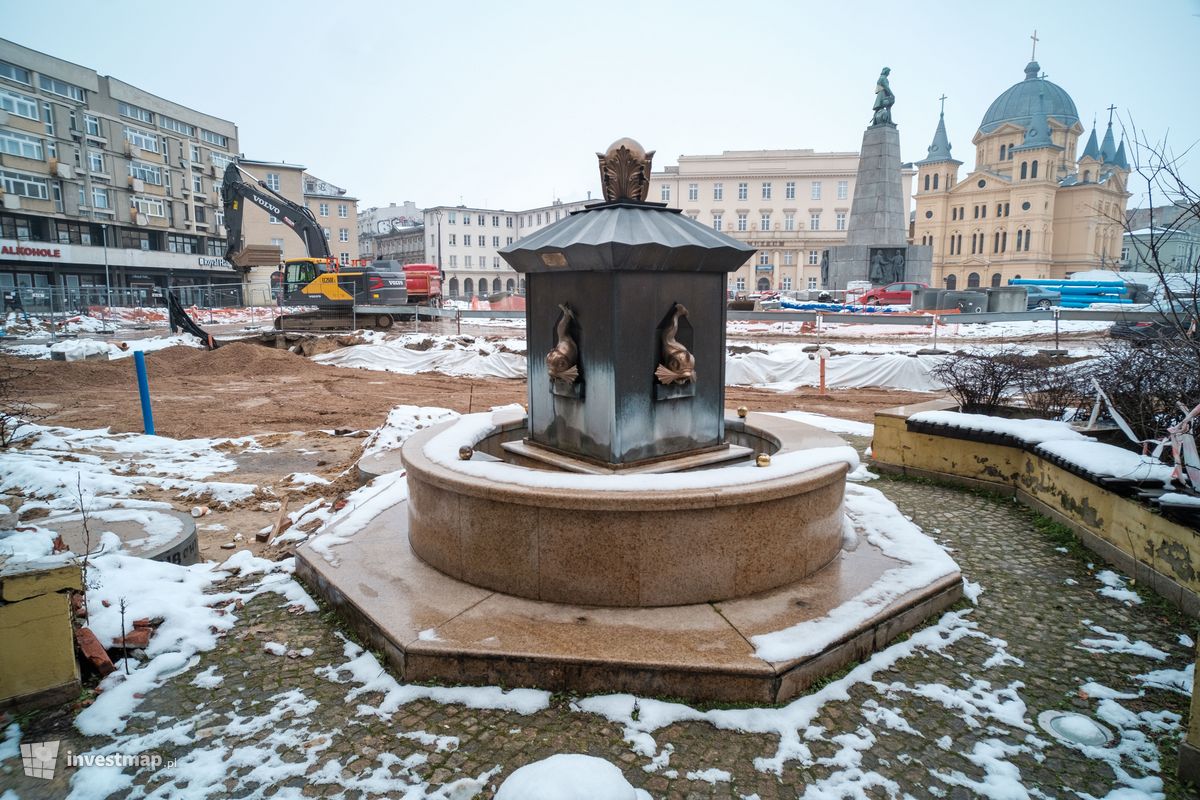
[938,94,947,115]
[1107,104,1117,124]
[1030,29,1039,60]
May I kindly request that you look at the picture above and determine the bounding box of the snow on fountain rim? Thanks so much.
[423,408,859,493]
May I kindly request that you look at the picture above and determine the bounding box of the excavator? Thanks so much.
[221,163,441,330]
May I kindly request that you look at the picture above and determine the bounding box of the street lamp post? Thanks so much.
[433,208,443,279]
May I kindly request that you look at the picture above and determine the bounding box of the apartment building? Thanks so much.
[424,198,591,298]
[0,38,239,306]
[358,201,422,259]
[652,149,915,293]
[234,160,359,295]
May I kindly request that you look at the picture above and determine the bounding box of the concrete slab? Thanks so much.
[37,509,198,565]
[296,496,963,704]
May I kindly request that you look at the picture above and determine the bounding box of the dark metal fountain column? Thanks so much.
[499,139,755,468]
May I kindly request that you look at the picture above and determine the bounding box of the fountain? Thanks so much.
[296,140,962,703]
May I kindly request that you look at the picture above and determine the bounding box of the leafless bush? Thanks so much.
[0,355,49,447]
[1087,340,1200,443]
[928,349,1029,414]
[1018,362,1091,420]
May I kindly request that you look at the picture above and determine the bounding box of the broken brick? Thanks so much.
[74,627,115,677]
[116,627,152,649]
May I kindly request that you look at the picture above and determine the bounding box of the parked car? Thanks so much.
[1109,298,1200,342]
[1023,285,1061,310]
[859,281,929,305]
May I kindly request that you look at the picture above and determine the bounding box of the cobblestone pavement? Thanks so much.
[2,438,1195,799]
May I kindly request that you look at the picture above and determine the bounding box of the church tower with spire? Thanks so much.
[916,39,1131,288]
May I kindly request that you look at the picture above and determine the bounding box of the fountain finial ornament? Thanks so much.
[597,138,656,203]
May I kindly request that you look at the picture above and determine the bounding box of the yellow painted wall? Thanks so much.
[0,563,80,708]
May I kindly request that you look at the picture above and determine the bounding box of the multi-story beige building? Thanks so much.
[234,159,358,294]
[0,38,239,306]
[652,150,915,293]
[425,198,590,298]
[913,57,1130,288]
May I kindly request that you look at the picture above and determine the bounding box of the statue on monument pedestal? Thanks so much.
[872,67,894,126]
[820,251,830,288]
[869,250,888,283]
[888,250,906,283]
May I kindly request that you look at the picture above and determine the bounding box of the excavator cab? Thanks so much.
[284,258,325,297]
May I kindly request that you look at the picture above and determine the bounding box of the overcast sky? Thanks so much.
[7,0,1199,211]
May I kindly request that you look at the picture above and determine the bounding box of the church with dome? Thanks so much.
[912,56,1131,289]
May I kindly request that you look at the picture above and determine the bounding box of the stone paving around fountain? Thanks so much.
[2,434,1193,799]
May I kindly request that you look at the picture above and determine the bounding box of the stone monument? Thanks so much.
[827,68,932,290]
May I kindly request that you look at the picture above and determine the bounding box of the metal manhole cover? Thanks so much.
[1037,710,1113,747]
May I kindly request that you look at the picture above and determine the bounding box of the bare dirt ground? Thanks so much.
[11,340,932,438]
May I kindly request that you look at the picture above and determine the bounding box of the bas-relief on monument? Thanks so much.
[827,68,932,290]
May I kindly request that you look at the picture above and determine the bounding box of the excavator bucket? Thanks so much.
[228,244,284,268]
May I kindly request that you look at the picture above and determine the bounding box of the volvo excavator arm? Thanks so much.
[222,163,333,267]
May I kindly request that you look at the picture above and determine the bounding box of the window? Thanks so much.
[118,101,153,124]
[1024,230,1031,251]
[737,214,748,232]
[808,276,818,290]
[0,61,31,85]
[477,214,484,225]
[55,221,93,245]
[712,214,723,231]
[943,274,958,290]
[782,276,793,290]
[660,184,670,202]
[448,234,456,245]
[688,183,698,201]
[131,195,164,217]
[1020,162,1028,179]
[495,257,502,269]
[784,212,795,231]
[811,182,822,200]
[462,234,470,246]
[758,253,770,266]
[808,250,820,265]
[40,75,84,102]
[492,236,500,247]
[971,233,977,255]
[1120,245,1130,262]
[121,229,154,250]
[0,129,42,160]
[924,175,930,191]
[735,277,745,290]
[339,228,349,242]
[933,174,939,189]
[160,115,193,136]
[264,172,280,191]
[124,126,158,152]
[506,237,513,245]
[449,255,457,267]
[0,88,38,120]
[479,236,487,248]
[737,182,748,200]
[761,214,771,231]
[837,180,848,200]
[981,205,987,218]
[492,215,500,226]
[0,169,49,199]
[809,213,820,231]
[448,211,456,224]
[340,253,349,266]
[464,256,472,267]
[761,182,772,200]
[201,129,228,148]
[713,183,723,200]
[1030,160,1039,179]
[999,144,1007,161]
[506,216,514,227]
[210,152,234,171]
[339,205,349,218]
[785,181,796,200]
[967,272,980,288]
[83,114,101,137]
[128,161,163,185]
[192,175,202,193]
[991,272,1002,288]
[167,233,197,254]
[783,251,794,266]
[836,212,846,231]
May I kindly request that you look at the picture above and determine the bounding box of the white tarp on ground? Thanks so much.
[315,335,947,392]
[725,352,943,392]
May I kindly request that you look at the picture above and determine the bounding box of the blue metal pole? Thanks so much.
[134,351,155,435]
